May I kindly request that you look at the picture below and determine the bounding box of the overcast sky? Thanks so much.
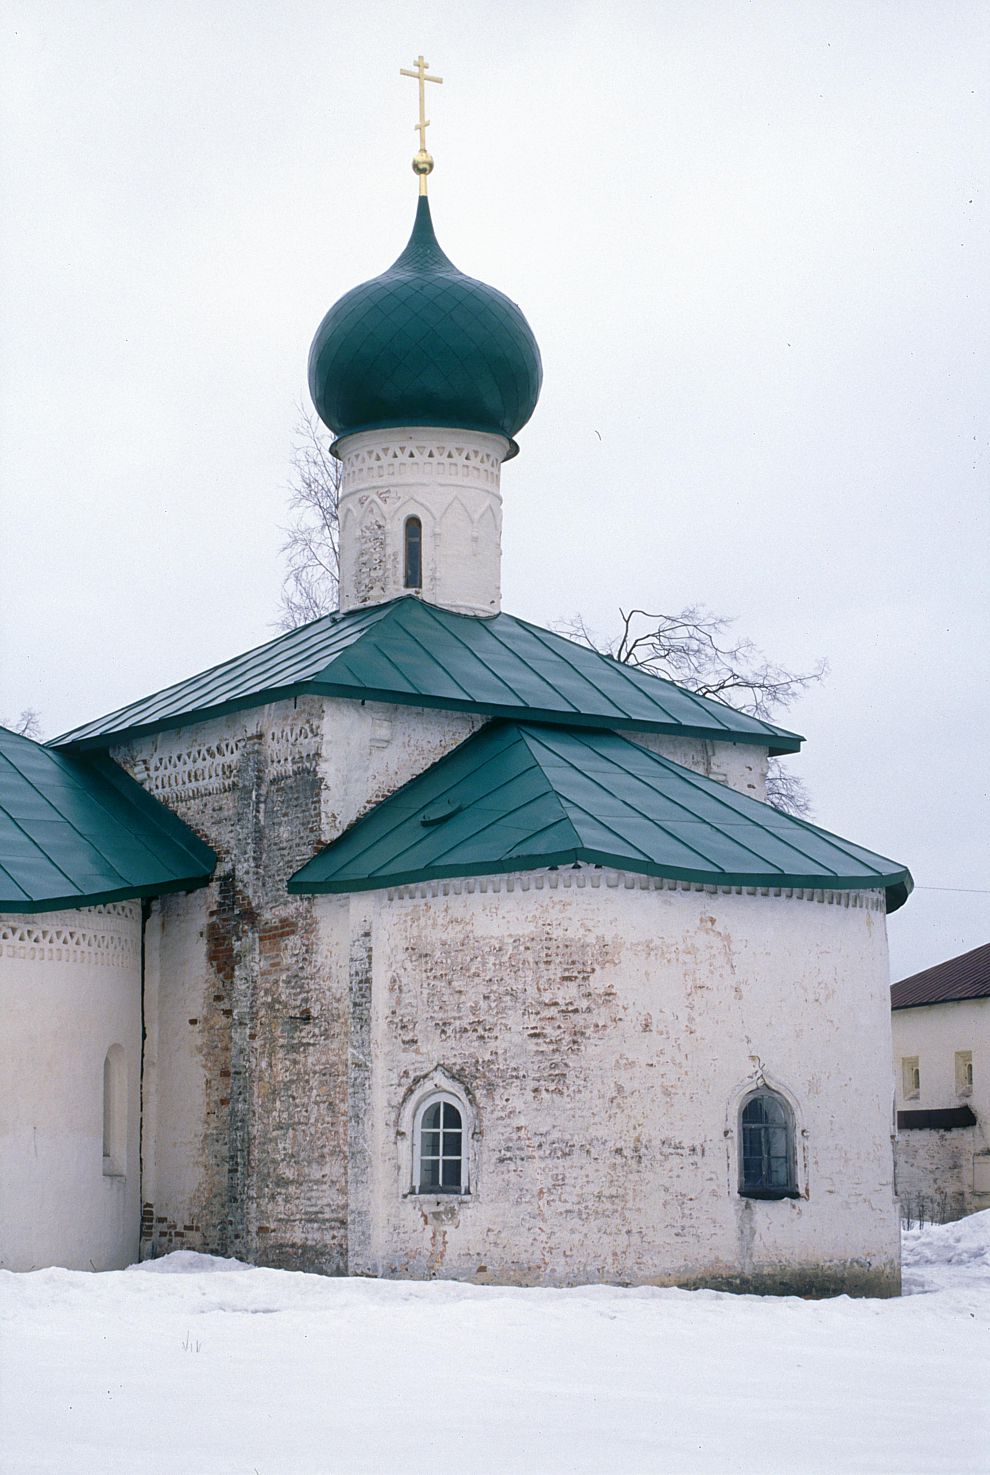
[2,1,987,980]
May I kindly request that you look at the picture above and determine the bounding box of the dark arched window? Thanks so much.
[404,516,423,589]
[739,1091,797,1199]
[416,1095,464,1193]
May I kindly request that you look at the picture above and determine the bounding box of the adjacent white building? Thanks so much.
[892,943,990,1223]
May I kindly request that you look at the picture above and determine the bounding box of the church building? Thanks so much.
[0,61,912,1294]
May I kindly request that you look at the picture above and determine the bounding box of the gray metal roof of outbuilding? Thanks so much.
[891,942,990,1010]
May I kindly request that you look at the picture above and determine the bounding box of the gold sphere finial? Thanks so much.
[400,54,443,196]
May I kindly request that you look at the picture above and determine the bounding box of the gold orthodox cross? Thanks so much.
[400,54,443,194]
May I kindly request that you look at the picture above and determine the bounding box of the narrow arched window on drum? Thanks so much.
[404,516,422,589]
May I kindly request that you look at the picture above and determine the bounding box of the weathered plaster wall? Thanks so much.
[0,904,141,1270]
[892,997,990,1220]
[116,693,481,1268]
[335,427,510,614]
[894,1125,983,1224]
[317,699,482,838]
[334,871,900,1294]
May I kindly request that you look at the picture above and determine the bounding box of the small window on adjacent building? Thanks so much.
[955,1051,973,1097]
[902,1056,920,1101]
[403,516,423,589]
[414,1093,466,1194]
[102,1044,126,1177]
[739,1090,797,1198]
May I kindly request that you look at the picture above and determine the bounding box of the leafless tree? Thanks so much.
[1,708,42,739]
[556,608,826,816]
[275,420,825,815]
[275,412,341,631]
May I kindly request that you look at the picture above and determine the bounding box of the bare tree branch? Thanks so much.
[556,606,825,817]
[609,605,827,721]
[1,708,42,739]
[275,410,341,630]
[764,761,813,819]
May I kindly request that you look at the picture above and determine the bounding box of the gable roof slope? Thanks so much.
[288,721,910,911]
[0,725,215,913]
[891,942,990,1010]
[51,597,803,755]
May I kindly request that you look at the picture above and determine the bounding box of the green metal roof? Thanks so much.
[0,725,215,914]
[52,597,802,755]
[309,197,542,453]
[288,721,911,911]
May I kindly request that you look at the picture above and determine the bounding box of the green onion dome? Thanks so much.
[308,198,542,457]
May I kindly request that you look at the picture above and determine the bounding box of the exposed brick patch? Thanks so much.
[132,701,350,1272]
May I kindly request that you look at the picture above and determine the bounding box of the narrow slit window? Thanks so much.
[102,1044,126,1176]
[902,1056,920,1101]
[102,1053,113,1160]
[404,516,423,589]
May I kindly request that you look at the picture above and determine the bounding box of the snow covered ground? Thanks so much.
[2,1215,988,1475]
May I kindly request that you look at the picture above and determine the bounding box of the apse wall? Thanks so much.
[335,872,900,1294]
[0,903,142,1271]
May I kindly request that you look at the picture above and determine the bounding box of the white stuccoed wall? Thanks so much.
[335,427,510,614]
[0,904,142,1271]
[892,997,990,1220]
[332,871,901,1293]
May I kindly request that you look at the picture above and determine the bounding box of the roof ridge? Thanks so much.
[517,726,688,867]
[511,724,600,848]
[519,723,854,882]
[417,727,580,868]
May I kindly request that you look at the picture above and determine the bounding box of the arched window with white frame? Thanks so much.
[413,1091,468,1195]
[738,1089,797,1199]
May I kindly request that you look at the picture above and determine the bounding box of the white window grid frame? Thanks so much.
[411,1089,470,1196]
